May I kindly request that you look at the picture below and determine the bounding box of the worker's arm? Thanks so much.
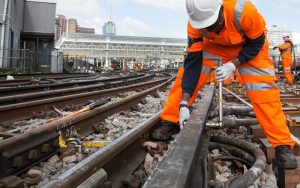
[235,33,265,65]
[181,22,204,102]
[232,1,266,68]
[277,43,290,51]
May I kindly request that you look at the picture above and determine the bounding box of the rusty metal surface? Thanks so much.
[0,74,151,105]
[0,78,168,124]
[0,76,172,180]
[0,131,59,178]
[143,85,214,188]
[0,74,92,87]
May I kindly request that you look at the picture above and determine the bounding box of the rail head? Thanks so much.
[143,84,215,188]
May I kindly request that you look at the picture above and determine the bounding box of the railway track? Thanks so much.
[0,74,146,96]
[0,73,93,87]
[0,74,174,185]
[0,74,152,105]
[0,74,168,124]
[0,78,299,187]
[42,84,268,188]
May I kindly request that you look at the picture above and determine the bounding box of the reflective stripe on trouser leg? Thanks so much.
[239,61,295,148]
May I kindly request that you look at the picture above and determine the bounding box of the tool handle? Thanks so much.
[89,98,111,110]
[218,60,223,127]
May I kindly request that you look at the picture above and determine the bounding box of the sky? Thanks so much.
[56,0,300,43]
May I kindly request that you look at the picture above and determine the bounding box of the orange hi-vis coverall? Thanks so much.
[277,41,294,84]
[161,0,294,148]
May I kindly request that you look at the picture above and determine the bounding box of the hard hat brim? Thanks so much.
[189,4,222,29]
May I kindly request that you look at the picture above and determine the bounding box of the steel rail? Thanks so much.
[0,74,145,96]
[0,74,92,86]
[0,77,168,123]
[0,74,151,105]
[144,85,215,187]
[0,76,173,178]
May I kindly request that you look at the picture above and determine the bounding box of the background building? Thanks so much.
[77,26,95,34]
[67,18,77,34]
[0,0,57,72]
[103,21,116,36]
[55,15,66,40]
[56,33,185,71]
[55,15,95,40]
[293,44,300,67]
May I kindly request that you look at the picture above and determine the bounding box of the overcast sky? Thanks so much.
[56,0,300,43]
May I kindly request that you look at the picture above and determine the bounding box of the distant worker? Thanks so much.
[152,0,297,169]
[273,35,294,84]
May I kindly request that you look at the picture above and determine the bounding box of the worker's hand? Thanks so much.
[215,62,236,81]
[179,101,190,129]
[273,47,277,50]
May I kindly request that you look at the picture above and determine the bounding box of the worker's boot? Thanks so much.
[275,145,298,169]
[151,120,180,141]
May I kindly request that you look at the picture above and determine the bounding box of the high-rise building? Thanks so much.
[67,18,78,34]
[103,21,116,36]
[55,14,66,40]
[55,15,96,39]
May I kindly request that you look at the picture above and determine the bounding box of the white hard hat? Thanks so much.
[186,0,222,28]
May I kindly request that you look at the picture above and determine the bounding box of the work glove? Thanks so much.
[273,47,277,50]
[215,62,236,81]
[179,101,190,129]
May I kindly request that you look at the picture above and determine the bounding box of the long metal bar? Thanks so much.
[0,74,152,104]
[144,84,215,187]
[0,78,167,123]
[223,87,252,108]
[0,74,145,95]
[218,62,223,128]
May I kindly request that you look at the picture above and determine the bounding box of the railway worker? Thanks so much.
[152,0,297,169]
[273,35,294,84]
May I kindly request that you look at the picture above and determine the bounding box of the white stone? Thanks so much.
[62,155,77,164]
[48,155,60,163]
[216,172,231,182]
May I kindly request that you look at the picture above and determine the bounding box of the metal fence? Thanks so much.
[0,49,34,73]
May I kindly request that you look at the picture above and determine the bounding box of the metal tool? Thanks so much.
[218,61,223,128]
[206,60,224,129]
